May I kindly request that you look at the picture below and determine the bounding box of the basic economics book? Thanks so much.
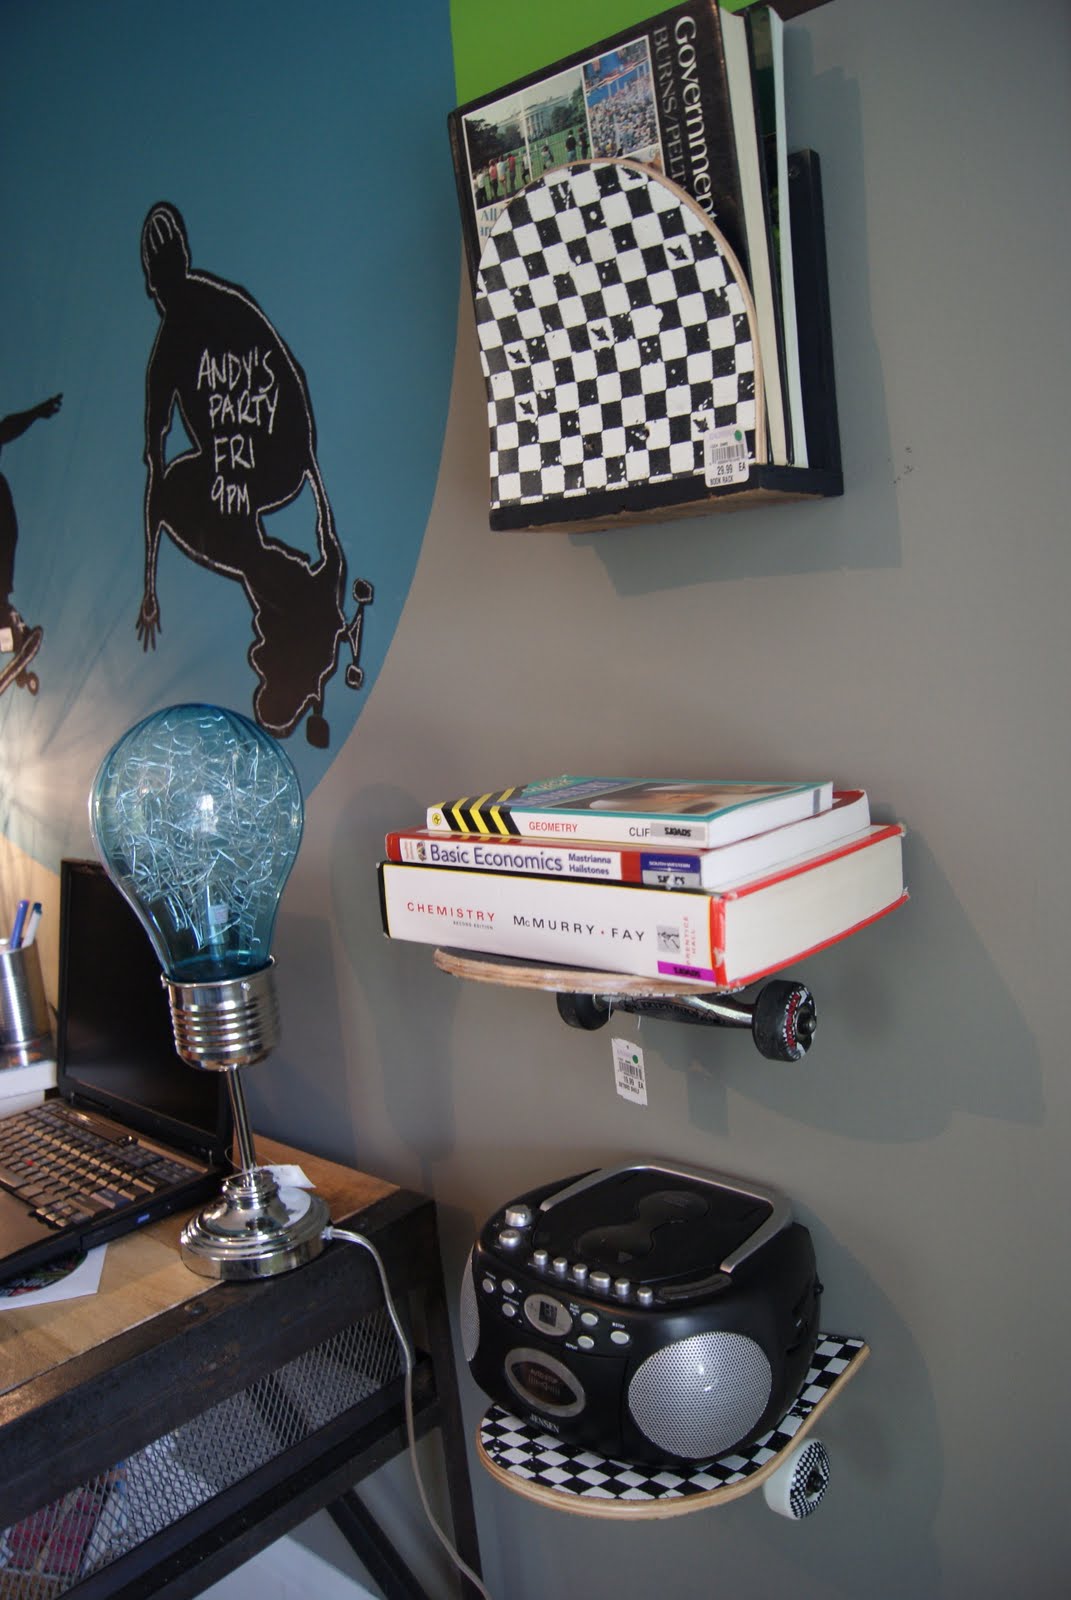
[379,823,906,990]
[390,789,868,892]
[425,775,834,848]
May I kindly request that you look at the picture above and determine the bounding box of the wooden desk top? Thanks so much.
[0,1139,395,1397]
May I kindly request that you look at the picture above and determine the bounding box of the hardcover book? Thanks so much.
[379,824,907,990]
[390,788,869,891]
[425,775,834,848]
[447,1,749,291]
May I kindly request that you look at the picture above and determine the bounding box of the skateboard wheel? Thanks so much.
[556,991,609,1031]
[763,1437,830,1518]
[751,980,816,1061]
[352,578,374,604]
[344,664,364,689]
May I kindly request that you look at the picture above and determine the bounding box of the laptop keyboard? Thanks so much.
[0,1103,200,1230]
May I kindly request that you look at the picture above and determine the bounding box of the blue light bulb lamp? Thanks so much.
[90,703,329,1279]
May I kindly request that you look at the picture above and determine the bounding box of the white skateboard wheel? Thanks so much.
[763,1437,830,1518]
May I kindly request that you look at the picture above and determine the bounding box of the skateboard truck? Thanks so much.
[555,977,817,1062]
[0,618,42,699]
[305,578,374,748]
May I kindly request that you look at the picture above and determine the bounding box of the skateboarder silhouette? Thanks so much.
[0,392,61,699]
[139,202,370,746]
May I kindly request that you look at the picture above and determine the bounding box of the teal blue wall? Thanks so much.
[0,0,459,866]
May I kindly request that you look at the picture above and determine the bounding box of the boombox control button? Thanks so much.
[497,1228,523,1249]
[610,1329,631,1346]
[502,1278,516,1295]
[590,1270,611,1293]
[636,1287,654,1307]
[577,1335,595,1350]
[502,1303,517,1318]
[532,1249,550,1270]
[580,1311,599,1327]
[570,1263,589,1285]
[613,1278,632,1299]
[505,1204,533,1229]
[552,1257,569,1277]
[481,1276,496,1294]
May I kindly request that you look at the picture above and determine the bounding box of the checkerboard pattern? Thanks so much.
[478,1334,865,1507]
[474,162,761,510]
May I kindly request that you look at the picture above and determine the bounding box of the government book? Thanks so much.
[390,787,868,891]
[448,1,749,291]
[379,823,907,990]
[426,775,834,848]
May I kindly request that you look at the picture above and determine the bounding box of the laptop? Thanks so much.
[0,859,234,1283]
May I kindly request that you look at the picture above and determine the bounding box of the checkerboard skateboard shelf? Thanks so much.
[476,1333,868,1519]
[474,160,841,533]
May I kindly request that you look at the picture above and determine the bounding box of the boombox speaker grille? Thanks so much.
[628,1331,772,1461]
[459,1250,480,1364]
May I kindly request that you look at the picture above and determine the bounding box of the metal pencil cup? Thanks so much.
[0,941,53,1065]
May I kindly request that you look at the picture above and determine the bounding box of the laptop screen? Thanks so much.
[58,859,232,1156]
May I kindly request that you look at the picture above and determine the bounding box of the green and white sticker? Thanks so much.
[703,424,750,487]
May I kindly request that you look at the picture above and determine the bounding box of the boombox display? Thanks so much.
[461,1162,822,1466]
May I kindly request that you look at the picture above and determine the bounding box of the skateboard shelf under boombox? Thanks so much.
[476,1334,869,1521]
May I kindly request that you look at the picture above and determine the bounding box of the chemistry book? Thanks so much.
[425,775,834,848]
[389,788,868,891]
[447,1,749,292]
[378,823,906,990]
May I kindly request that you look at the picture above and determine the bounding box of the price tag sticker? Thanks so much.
[702,425,751,487]
[612,1037,648,1106]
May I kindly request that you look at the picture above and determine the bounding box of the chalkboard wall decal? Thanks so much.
[139,203,371,749]
[0,394,62,700]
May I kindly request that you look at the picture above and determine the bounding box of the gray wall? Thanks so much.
[267,2,1071,1595]
[2,0,1062,1594]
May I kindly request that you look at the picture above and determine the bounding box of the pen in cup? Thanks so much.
[9,900,29,948]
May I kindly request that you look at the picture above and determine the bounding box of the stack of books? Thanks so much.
[378,777,906,990]
[447,1,841,529]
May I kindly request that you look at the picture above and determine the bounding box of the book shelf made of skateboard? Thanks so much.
[478,145,840,536]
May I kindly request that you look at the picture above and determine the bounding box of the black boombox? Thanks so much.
[461,1162,821,1465]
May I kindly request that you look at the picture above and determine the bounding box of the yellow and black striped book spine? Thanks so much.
[427,788,520,836]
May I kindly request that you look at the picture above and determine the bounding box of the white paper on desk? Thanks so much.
[267,1163,313,1189]
[0,1244,107,1308]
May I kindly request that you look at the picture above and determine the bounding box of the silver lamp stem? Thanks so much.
[162,962,328,1280]
[225,1068,260,1174]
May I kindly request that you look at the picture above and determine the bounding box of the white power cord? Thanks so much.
[323,1226,492,1600]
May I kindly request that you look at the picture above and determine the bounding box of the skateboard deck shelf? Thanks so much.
[433,948,818,1060]
[476,1333,868,1521]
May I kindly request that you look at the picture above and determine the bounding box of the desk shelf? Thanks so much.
[0,1142,482,1600]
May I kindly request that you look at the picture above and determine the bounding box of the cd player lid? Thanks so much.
[536,1162,793,1279]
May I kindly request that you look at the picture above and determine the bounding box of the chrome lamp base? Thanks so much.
[165,963,329,1281]
[180,1166,329,1279]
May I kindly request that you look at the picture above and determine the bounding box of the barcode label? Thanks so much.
[612,1038,648,1106]
[703,425,750,487]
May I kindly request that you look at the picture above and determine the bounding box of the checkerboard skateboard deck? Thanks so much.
[476,1333,868,1520]
[474,160,767,519]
